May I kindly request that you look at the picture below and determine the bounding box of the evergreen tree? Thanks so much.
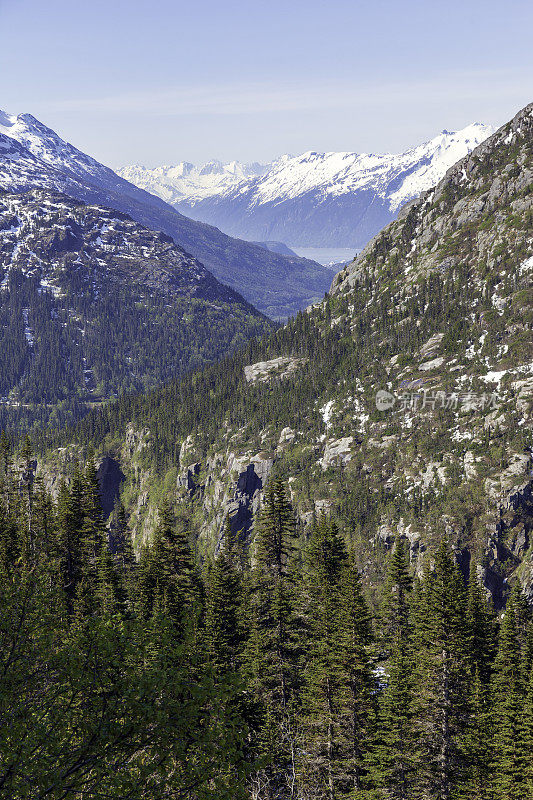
[380,534,412,643]
[205,518,244,674]
[337,560,375,796]
[490,596,524,800]
[96,535,123,615]
[56,473,85,612]
[137,501,198,625]
[373,535,416,799]
[81,462,106,562]
[254,476,298,578]
[455,669,491,799]
[0,462,254,800]
[19,435,35,534]
[110,501,136,612]
[243,479,303,800]
[300,519,374,800]
[518,665,533,799]
[412,540,470,800]
[465,561,495,685]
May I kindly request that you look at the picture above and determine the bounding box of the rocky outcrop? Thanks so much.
[97,456,125,517]
[320,437,354,470]
[244,357,308,384]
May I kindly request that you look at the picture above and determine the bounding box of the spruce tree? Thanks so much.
[137,501,198,626]
[411,540,470,800]
[205,518,244,674]
[56,473,85,613]
[81,462,106,562]
[300,519,374,800]
[465,561,495,685]
[96,536,123,615]
[373,535,416,799]
[518,665,533,799]
[243,479,303,800]
[490,596,524,800]
[336,560,375,796]
[380,534,412,642]
[456,669,492,799]
[110,501,136,611]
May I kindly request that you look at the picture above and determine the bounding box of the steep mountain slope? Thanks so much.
[0,187,272,431]
[120,124,492,248]
[38,102,533,607]
[0,110,330,318]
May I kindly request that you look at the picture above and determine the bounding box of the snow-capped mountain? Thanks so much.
[119,124,493,247]
[0,109,331,318]
[119,160,268,207]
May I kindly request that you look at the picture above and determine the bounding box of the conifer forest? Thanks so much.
[1,443,532,799]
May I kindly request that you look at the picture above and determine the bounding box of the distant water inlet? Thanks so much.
[291,247,361,268]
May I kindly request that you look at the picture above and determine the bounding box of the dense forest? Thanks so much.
[0,187,274,433]
[1,441,532,800]
[0,267,272,434]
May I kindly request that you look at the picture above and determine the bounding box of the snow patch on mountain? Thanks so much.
[0,107,333,317]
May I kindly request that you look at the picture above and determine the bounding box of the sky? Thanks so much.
[0,0,532,169]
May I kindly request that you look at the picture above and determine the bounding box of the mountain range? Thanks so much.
[0,110,331,318]
[119,123,493,248]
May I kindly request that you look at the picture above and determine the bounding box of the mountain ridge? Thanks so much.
[0,186,272,430]
[118,123,493,247]
[0,110,331,318]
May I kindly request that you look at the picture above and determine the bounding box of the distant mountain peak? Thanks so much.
[118,124,494,248]
[0,109,16,128]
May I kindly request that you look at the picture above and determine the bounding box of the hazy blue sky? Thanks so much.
[1,0,532,168]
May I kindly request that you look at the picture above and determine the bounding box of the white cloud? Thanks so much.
[32,68,532,119]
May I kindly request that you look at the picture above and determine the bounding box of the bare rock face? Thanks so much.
[244,356,308,384]
[320,437,354,470]
[96,457,125,517]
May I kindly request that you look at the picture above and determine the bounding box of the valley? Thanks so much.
[43,103,532,607]
[5,99,530,800]
[0,3,532,794]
